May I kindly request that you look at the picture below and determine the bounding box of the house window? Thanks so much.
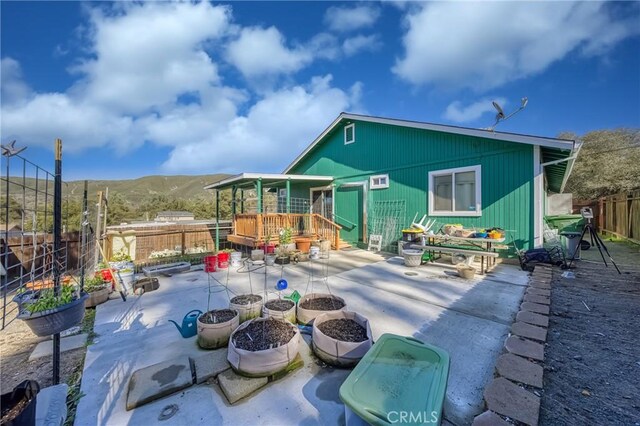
[344,123,355,145]
[370,174,389,189]
[428,165,481,216]
[278,188,287,198]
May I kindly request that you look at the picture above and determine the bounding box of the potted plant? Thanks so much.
[278,227,296,252]
[295,236,312,253]
[83,275,111,308]
[109,250,134,271]
[17,285,88,337]
[274,246,290,265]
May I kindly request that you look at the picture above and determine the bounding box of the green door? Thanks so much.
[335,185,364,243]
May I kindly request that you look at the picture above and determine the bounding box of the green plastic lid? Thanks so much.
[339,333,450,426]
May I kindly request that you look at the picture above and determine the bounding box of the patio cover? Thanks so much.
[203,173,333,191]
[541,142,582,194]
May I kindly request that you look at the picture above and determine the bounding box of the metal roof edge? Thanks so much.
[559,139,584,193]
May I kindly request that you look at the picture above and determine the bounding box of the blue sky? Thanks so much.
[2,1,639,180]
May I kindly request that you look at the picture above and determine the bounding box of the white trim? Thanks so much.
[559,139,583,193]
[283,112,577,173]
[344,123,355,145]
[369,174,389,189]
[533,146,544,247]
[428,165,482,217]
[309,185,335,217]
[204,173,333,190]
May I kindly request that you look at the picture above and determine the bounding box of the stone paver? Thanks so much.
[504,336,544,361]
[126,356,194,410]
[495,353,544,388]
[526,287,551,297]
[511,321,547,342]
[523,294,550,305]
[516,311,549,327]
[472,410,510,426]
[29,333,88,361]
[521,302,550,315]
[530,280,551,289]
[35,384,68,426]
[191,350,231,384]
[484,377,540,426]
[217,369,269,404]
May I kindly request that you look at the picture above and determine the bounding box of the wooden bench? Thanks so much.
[410,244,499,274]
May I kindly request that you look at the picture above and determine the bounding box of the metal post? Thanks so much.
[256,178,263,213]
[102,187,109,255]
[286,178,291,214]
[240,189,244,213]
[2,152,10,330]
[80,181,88,293]
[95,191,103,265]
[231,186,237,216]
[52,138,62,385]
[215,190,220,252]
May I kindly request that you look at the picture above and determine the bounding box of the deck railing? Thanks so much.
[233,213,342,248]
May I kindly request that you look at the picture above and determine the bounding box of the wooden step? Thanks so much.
[336,239,352,249]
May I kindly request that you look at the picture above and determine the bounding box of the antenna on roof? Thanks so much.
[488,97,528,131]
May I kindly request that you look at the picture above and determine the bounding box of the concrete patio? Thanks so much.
[75,250,528,425]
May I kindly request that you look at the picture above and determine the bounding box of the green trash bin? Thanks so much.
[339,333,450,426]
[545,214,585,233]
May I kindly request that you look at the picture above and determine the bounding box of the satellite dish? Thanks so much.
[486,97,529,131]
[1,140,27,157]
[492,101,505,119]
[521,97,528,108]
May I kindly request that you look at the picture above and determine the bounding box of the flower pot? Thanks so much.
[229,294,263,323]
[197,309,240,349]
[262,299,296,323]
[312,310,373,367]
[456,265,476,279]
[227,318,300,377]
[12,290,39,311]
[251,249,265,261]
[297,293,346,325]
[85,287,110,308]
[265,254,277,266]
[1,380,39,426]
[263,243,276,254]
[295,238,312,253]
[402,249,423,267]
[284,243,296,252]
[18,293,89,337]
[217,252,230,269]
[204,255,217,272]
[275,256,290,265]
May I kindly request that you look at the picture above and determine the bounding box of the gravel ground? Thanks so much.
[232,319,295,351]
[540,239,640,425]
[264,299,294,311]
[317,319,368,342]
[230,294,262,305]
[299,297,345,311]
[199,309,237,324]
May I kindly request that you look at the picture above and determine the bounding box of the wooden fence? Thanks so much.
[582,190,640,244]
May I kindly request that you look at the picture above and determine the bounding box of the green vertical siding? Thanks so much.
[288,120,535,251]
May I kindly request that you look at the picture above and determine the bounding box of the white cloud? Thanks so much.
[324,5,380,33]
[1,58,31,105]
[342,34,381,57]
[393,2,639,91]
[443,98,506,123]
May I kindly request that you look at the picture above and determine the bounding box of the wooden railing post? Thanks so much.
[334,229,340,250]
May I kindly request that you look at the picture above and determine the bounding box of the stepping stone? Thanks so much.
[472,410,510,426]
[530,281,551,289]
[505,336,544,361]
[29,334,88,361]
[35,384,68,426]
[527,287,551,297]
[512,321,547,342]
[517,311,549,328]
[521,302,550,315]
[495,353,544,388]
[126,357,194,410]
[191,350,231,384]
[484,377,540,426]
[524,294,550,305]
[217,369,268,404]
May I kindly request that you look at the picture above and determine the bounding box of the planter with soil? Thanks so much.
[1,380,40,425]
[85,287,110,308]
[262,299,296,323]
[312,310,373,367]
[297,293,346,325]
[227,317,300,377]
[18,292,89,337]
[295,237,312,253]
[229,294,263,323]
[197,309,240,349]
[275,256,290,265]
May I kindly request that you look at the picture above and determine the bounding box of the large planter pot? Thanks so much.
[283,243,296,252]
[402,249,423,267]
[229,294,263,323]
[85,287,110,308]
[12,290,39,311]
[262,299,296,323]
[297,293,346,325]
[251,249,265,261]
[295,238,312,253]
[1,380,39,426]
[265,254,276,266]
[275,256,290,265]
[18,293,89,337]
[227,318,300,377]
[197,309,240,349]
[312,310,373,367]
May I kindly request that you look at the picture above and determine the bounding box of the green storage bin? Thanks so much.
[545,214,585,233]
[339,333,450,426]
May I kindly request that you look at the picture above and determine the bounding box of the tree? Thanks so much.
[563,129,640,199]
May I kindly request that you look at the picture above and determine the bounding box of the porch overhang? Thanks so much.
[203,173,333,191]
[541,140,583,194]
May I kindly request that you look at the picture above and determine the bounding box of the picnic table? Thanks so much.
[410,234,506,274]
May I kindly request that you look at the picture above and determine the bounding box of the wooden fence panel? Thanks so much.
[599,190,640,244]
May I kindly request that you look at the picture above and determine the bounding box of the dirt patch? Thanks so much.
[232,320,295,351]
[540,239,640,424]
[264,299,294,311]
[299,297,344,311]
[317,319,368,342]
[199,309,237,324]
[230,294,262,305]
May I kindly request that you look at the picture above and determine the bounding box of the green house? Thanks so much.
[206,113,581,255]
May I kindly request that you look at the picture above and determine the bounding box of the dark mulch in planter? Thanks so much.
[264,299,294,311]
[230,294,262,305]
[233,320,295,351]
[317,319,368,342]
[299,297,345,311]
[200,309,237,324]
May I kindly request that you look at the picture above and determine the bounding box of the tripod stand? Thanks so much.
[568,208,621,274]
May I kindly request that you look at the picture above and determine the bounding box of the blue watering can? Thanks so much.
[168,309,202,338]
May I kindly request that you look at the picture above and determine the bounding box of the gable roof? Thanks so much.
[283,112,578,174]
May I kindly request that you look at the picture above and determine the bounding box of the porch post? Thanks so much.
[215,189,220,252]
[286,178,291,213]
[231,186,237,216]
[240,189,244,213]
[256,178,263,213]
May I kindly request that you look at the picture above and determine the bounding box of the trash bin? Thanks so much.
[545,215,585,233]
[560,231,582,260]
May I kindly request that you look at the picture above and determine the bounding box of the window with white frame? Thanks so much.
[428,165,481,216]
[344,123,355,145]
[370,174,389,189]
